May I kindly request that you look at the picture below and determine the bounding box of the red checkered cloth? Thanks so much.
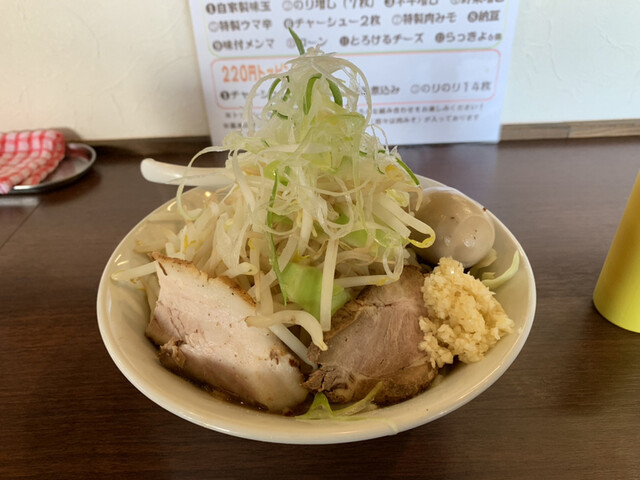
[0,130,66,194]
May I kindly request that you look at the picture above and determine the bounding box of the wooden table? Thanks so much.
[2,136,639,479]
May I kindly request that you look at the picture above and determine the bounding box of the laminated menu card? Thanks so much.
[189,0,519,144]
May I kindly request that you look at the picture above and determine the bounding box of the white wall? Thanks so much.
[1,1,208,140]
[502,0,640,124]
[1,0,639,141]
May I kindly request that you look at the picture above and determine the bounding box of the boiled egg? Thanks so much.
[411,186,495,268]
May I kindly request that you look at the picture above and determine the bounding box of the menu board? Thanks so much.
[189,0,519,145]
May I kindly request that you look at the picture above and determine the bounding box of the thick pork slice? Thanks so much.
[304,266,437,405]
[146,254,308,413]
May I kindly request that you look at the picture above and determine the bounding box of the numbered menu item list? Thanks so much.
[190,0,519,144]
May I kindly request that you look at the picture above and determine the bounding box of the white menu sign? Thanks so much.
[189,0,519,145]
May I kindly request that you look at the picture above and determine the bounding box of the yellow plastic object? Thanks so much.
[593,170,640,333]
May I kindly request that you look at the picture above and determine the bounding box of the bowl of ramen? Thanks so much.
[96,33,536,444]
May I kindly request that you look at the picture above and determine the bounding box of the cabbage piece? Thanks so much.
[280,262,350,321]
[296,382,382,421]
[481,251,520,290]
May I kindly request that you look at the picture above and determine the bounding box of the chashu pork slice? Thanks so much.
[304,266,437,405]
[146,254,308,413]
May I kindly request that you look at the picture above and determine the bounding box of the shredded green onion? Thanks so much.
[304,74,321,115]
[267,170,287,303]
[395,157,420,186]
[129,29,432,351]
[328,79,343,107]
[289,27,305,55]
[267,77,281,100]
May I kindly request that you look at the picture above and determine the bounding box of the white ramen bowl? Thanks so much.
[97,177,536,444]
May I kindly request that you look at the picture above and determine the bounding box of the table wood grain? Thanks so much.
[1,136,639,480]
